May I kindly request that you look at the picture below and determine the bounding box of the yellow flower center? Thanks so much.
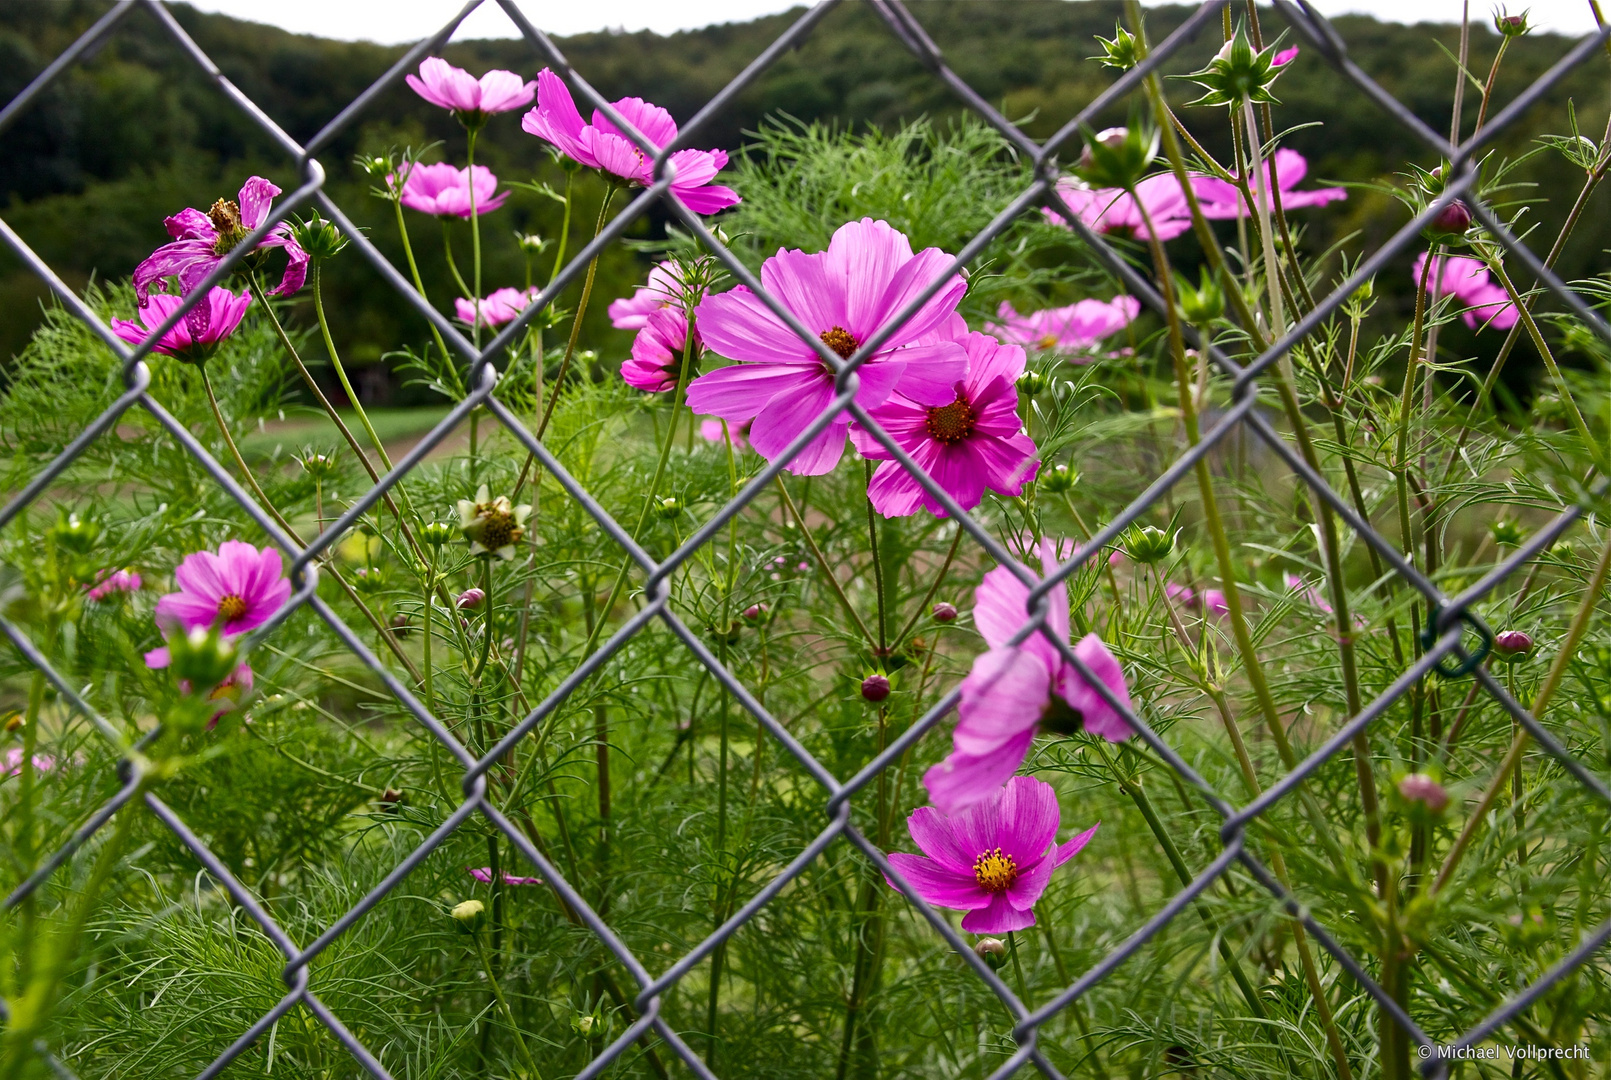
[973,848,1018,893]
[1037,334,1059,350]
[924,394,977,446]
[218,594,248,622]
[819,326,859,360]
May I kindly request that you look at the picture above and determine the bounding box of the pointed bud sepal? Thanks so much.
[1040,463,1076,493]
[289,212,348,262]
[1123,524,1177,565]
[1091,24,1140,71]
[1178,266,1225,325]
[1180,24,1288,107]
[1074,123,1160,190]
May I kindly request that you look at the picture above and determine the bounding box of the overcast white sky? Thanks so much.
[183,1,1599,43]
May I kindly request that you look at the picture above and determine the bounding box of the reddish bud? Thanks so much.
[932,601,958,623]
[457,588,485,610]
[860,674,891,703]
[1429,199,1472,236]
[1397,772,1448,813]
[1494,629,1534,659]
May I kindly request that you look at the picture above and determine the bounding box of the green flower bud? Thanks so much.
[168,624,241,693]
[1123,524,1176,565]
[515,232,546,254]
[1074,124,1160,190]
[1091,24,1140,71]
[353,567,385,594]
[1182,25,1289,108]
[298,449,339,479]
[1493,8,1530,37]
[1178,266,1224,326]
[420,521,456,547]
[572,1013,598,1036]
[289,212,348,263]
[1491,519,1524,547]
[48,512,100,554]
[655,497,681,521]
[1017,369,1048,397]
[1040,464,1076,494]
[973,937,1008,969]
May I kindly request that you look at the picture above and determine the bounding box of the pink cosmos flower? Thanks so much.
[454,286,540,328]
[621,306,698,393]
[700,417,748,450]
[134,177,307,305]
[522,70,738,214]
[141,542,291,671]
[468,866,543,886]
[851,327,1039,518]
[609,261,685,329]
[1193,149,1346,220]
[886,775,1098,933]
[1047,174,1194,241]
[924,541,1133,814]
[397,163,509,219]
[988,296,1140,356]
[112,287,252,364]
[1273,45,1301,66]
[1284,573,1333,615]
[1412,252,1518,331]
[86,568,142,601]
[406,57,535,121]
[686,218,968,475]
[4,748,55,776]
[1166,582,1228,620]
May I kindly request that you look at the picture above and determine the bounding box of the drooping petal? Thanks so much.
[960,891,1036,933]
[237,176,282,231]
[994,774,1061,866]
[1054,634,1134,742]
[1050,822,1100,868]
[952,647,1050,757]
[921,729,1035,818]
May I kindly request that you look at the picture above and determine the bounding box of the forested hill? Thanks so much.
[0,1,1604,374]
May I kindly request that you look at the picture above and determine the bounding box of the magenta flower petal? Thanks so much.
[609,262,684,329]
[994,773,1061,866]
[152,540,288,636]
[1273,45,1300,66]
[1052,822,1100,869]
[960,892,1036,933]
[954,647,1053,757]
[904,805,978,874]
[112,287,253,364]
[622,307,694,393]
[922,730,1036,818]
[884,852,992,910]
[134,176,304,303]
[1194,149,1345,220]
[399,163,506,219]
[1055,634,1134,742]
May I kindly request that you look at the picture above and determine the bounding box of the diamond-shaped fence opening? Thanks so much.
[4,1,1611,1077]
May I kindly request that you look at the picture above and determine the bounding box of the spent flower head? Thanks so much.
[457,485,531,560]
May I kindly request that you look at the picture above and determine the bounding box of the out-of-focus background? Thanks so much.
[1,1,1604,404]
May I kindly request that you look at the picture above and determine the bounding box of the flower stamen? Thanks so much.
[819,326,859,360]
[973,848,1018,893]
[217,594,248,622]
[924,394,977,445]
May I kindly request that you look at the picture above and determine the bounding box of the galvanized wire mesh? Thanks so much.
[2,2,1609,1078]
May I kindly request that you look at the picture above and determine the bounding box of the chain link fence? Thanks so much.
[1,1,1609,1077]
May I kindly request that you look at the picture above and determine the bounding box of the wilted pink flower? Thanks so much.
[86,568,142,601]
[924,541,1133,814]
[1047,174,1193,241]
[113,287,253,365]
[1273,45,1301,66]
[135,177,308,305]
[468,866,542,886]
[852,328,1038,518]
[886,775,1098,933]
[522,70,738,214]
[1192,149,1346,219]
[687,218,968,475]
[397,163,508,219]
[1412,252,1517,331]
[699,417,748,450]
[609,261,685,329]
[406,57,535,121]
[3,748,55,776]
[622,307,698,393]
[142,542,291,671]
[454,286,539,328]
[988,296,1139,357]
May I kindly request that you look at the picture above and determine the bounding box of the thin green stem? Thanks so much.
[865,462,888,655]
[311,263,394,472]
[472,933,542,1080]
[890,526,962,652]
[777,477,877,647]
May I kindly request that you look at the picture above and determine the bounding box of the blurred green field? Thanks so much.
[238,406,455,460]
